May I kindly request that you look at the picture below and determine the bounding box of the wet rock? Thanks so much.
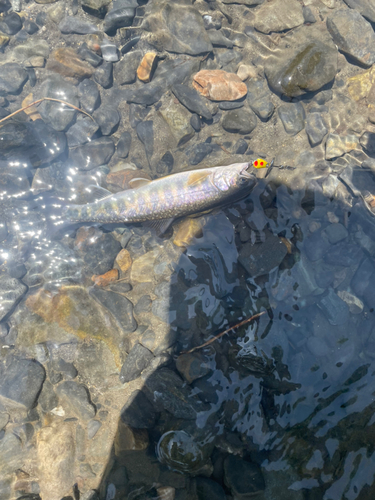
[176,352,213,384]
[172,83,212,120]
[56,380,95,419]
[325,133,359,159]
[0,274,26,321]
[144,368,207,418]
[188,143,213,165]
[0,356,45,409]
[38,76,79,131]
[278,102,305,135]
[4,38,49,64]
[238,231,288,278]
[78,78,100,114]
[360,131,375,154]
[219,100,244,110]
[193,69,247,101]
[203,13,222,30]
[75,226,121,275]
[323,223,348,244]
[0,431,23,476]
[222,107,257,134]
[0,62,27,95]
[318,288,349,326]
[93,105,120,135]
[77,43,103,67]
[58,15,98,34]
[327,9,375,67]
[23,19,39,34]
[70,136,115,170]
[253,0,304,34]
[265,27,338,97]
[0,0,10,12]
[305,112,328,146]
[115,420,149,453]
[0,12,22,35]
[91,288,137,333]
[157,430,213,474]
[100,39,119,62]
[115,248,132,272]
[0,32,9,50]
[303,230,330,261]
[344,0,375,22]
[190,114,201,132]
[136,120,154,159]
[208,30,233,48]
[160,100,195,146]
[93,61,113,88]
[156,150,174,175]
[114,49,142,85]
[120,344,154,383]
[38,380,59,412]
[91,268,119,287]
[224,455,265,498]
[303,6,316,23]
[247,79,274,120]
[66,117,99,147]
[120,390,157,429]
[81,0,111,16]
[324,242,362,267]
[195,477,226,500]
[103,6,135,34]
[47,47,95,79]
[117,131,132,158]
[143,1,212,55]
[173,218,202,248]
[137,52,157,83]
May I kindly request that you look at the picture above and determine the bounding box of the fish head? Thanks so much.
[212,162,256,193]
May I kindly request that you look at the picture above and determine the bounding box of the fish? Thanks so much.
[58,162,256,233]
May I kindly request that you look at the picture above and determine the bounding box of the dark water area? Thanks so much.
[2,0,375,499]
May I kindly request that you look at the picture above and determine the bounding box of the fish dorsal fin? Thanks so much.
[129,177,152,189]
[187,171,210,187]
[86,185,113,203]
[143,217,174,234]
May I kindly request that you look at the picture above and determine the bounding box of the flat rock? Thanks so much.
[55,381,96,420]
[90,287,137,333]
[222,107,257,134]
[93,105,120,135]
[0,62,28,95]
[278,102,305,135]
[0,274,27,321]
[120,389,157,428]
[137,52,157,83]
[159,100,195,146]
[253,0,304,34]
[343,0,375,22]
[193,69,247,101]
[70,136,115,170]
[66,117,99,147]
[46,47,94,79]
[58,15,98,34]
[78,78,100,113]
[305,112,328,146]
[327,9,375,67]
[114,49,142,85]
[119,343,154,383]
[318,288,349,326]
[103,6,135,34]
[93,61,113,88]
[172,83,212,120]
[116,131,132,157]
[325,133,359,159]
[247,79,274,120]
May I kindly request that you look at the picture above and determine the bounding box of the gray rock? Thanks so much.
[0,431,23,476]
[303,6,316,23]
[78,78,101,114]
[0,63,28,96]
[188,143,213,165]
[103,6,135,34]
[304,230,330,262]
[113,49,142,85]
[55,381,96,420]
[117,131,132,158]
[120,84,164,106]
[324,242,362,267]
[156,151,174,175]
[81,0,111,16]
[91,288,137,333]
[323,223,348,244]
[100,40,119,62]
[77,43,103,67]
[66,117,100,147]
[0,411,9,431]
[144,368,208,419]
[87,419,101,439]
[247,79,274,120]
[265,28,338,97]
[0,12,22,35]
[278,102,305,135]
[343,0,375,23]
[360,131,375,154]
[93,105,120,135]
[172,83,212,120]
[253,0,304,34]
[136,120,154,159]
[120,343,154,383]
[318,288,350,326]
[327,9,375,67]
[38,380,59,412]
[190,114,201,132]
[219,101,244,110]
[222,107,257,134]
[0,356,45,409]
[224,455,265,499]
[203,13,222,30]
[58,15,98,34]
[74,226,121,274]
[208,30,233,48]
[0,274,27,321]
[70,136,115,170]
[176,352,213,384]
[195,477,227,500]
[93,61,113,88]
[305,112,328,146]
[120,389,157,428]
[38,76,79,131]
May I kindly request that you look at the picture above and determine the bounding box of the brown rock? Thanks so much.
[91,269,119,286]
[46,48,94,80]
[192,69,247,101]
[137,52,158,83]
[22,93,42,121]
[115,249,132,272]
[106,169,151,191]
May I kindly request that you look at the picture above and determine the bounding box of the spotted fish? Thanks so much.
[59,162,256,232]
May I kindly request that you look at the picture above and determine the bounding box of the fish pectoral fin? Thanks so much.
[142,217,175,234]
[128,177,152,189]
[187,171,211,187]
[86,185,114,203]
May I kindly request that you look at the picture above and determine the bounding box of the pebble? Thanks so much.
[38,76,79,131]
[119,344,154,383]
[116,131,132,157]
[247,79,274,120]
[222,107,257,134]
[114,49,142,85]
[253,0,304,33]
[70,136,115,170]
[115,248,132,272]
[172,83,212,120]
[77,43,103,67]
[93,61,113,88]
[0,12,22,35]
[303,6,316,23]
[360,131,375,154]
[66,117,100,147]
[103,6,135,34]
[278,102,306,135]
[90,288,137,333]
[137,52,157,82]
[120,34,141,54]
[190,114,201,131]
[208,30,233,48]
[176,352,212,383]
[0,62,28,95]
[327,9,375,67]
[219,100,244,110]
[100,39,119,62]
[46,47,94,80]
[56,381,96,420]
[237,63,257,81]
[136,120,154,159]
[238,231,288,277]
[323,223,348,244]
[156,150,174,175]
[160,100,195,146]
[81,0,111,16]
[23,19,39,34]
[93,105,120,135]
[188,143,213,165]
[75,226,122,274]
[305,112,328,146]
[193,69,247,101]
[58,15,98,34]
[91,268,119,287]
[78,78,101,113]
[318,288,349,326]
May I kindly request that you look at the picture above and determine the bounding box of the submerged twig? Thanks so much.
[182,310,266,354]
[0,97,94,124]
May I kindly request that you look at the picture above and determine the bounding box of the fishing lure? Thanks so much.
[252,158,270,169]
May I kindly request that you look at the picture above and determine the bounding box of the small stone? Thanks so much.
[87,419,102,439]
[253,0,304,34]
[0,62,27,96]
[78,78,101,113]
[188,143,213,165]
[136,120,154,158]
[91,287,137,333]
[114,49,142,85]
[58,15,98,34]
[247,79,274,120]
[159,100,195,146]
[323,223,348,244]
[303,6,316,23]
[38,76,79,131]
[39,380,59,411]
[173,219,203,247]
[224,455,265,499]
[219,100,243,110]
[0,12,22,35]
[115,248,132,272]
[190,114,201,132]
[55,381,95,420]
[324,242,362,267]
[305,112,328,146]
[46,47,94,79]
[23,19,39,34]
[193,69,247,101]
[360,131,375,154]
[327,9,375,67]
[70,136,115,170]
[156,151,174,175]
[208,30,233,48]
[120,343,154,383]
[103,6,135,34]
[93,105,120,135]
[66,117,100,147]
[237,63,257,81]
[0,32,9,49]
[81,0,111,16]
[120,389,157,428]
[137,52,157,83]
[77,43,103,67]
[337,290,364,314]
[325,133,359,159]
[176,352,212,384]
[318,288,349,326]
[278,102,305,135]
[117,131,132,158]
[93,61,113,88]
[172,83,212,120]
[91,269,119,286]
[344,0,375,23]
[0,0,11,12]
[222,107,257,134]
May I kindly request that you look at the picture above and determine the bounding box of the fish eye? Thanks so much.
[239,177,248,184]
